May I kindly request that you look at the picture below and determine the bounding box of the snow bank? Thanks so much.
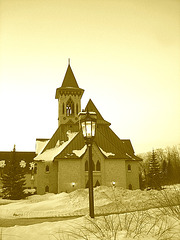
[1,185,180,240]
[2,212,180,240]
[1,185,180,219]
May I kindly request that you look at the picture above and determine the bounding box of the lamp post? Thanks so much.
[79,110,97,218]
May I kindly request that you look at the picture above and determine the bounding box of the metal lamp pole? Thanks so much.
[88,140,94,218]
[79,110,97,219]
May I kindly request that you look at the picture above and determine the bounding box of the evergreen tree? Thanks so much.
[148,149,162,189]
[2,145,26,200]
[161,160,168,185]
[166,159,175,184]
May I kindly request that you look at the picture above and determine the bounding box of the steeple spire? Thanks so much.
[55,63,84,126]
[61,64,79,88]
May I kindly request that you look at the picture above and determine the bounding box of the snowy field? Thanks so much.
[0,186,180,239]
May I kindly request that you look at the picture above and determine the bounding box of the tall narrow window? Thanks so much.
[62,103,65,114]
[45,186,49,192]
[85,160,88,171]
[129,184,132,190]
[76,103,78,115]
[96,160,101,171]
[128,164,131,172]
[66,98,74,116]
[92,161,95,171]
[45,165,49,173]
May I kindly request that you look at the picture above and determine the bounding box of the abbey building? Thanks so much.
[33,63,142,194]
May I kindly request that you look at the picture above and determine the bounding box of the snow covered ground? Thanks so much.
[0,186,180,239]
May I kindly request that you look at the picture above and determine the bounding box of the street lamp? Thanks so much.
[79,110,97,218]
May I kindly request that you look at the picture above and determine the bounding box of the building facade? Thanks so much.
[34,63,142,194]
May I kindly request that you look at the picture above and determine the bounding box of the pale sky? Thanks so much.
[0,0,180,154]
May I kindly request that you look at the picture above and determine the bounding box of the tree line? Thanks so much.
[138,145,180,190]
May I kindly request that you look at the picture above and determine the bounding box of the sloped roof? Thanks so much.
[34,100,141,162]
[54,126,141,161]
[85,99,111,126]
[37,122,79,153]
[34,131,78,161]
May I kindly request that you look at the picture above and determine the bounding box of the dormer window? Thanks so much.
[66,98,74,116]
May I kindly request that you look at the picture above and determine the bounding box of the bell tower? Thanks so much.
[55,61,84,126]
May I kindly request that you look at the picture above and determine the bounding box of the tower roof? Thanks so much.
[55,64,84,99]
[61,64,79,88]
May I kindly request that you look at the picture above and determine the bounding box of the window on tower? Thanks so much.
[66,98,74,116]
[76,103,78,115]
[62,103,65,114]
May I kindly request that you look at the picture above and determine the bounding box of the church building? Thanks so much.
[34,63,142,194]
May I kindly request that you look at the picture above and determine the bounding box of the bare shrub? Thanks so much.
[50,186,180,240]
[150,185,180,220]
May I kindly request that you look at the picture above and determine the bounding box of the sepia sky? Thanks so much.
[0,0,180,154]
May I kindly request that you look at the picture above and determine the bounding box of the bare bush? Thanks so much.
[150,185,180,220]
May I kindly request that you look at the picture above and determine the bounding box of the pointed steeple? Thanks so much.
[61,64,79,88]
[55,62,84,126]
[55,63,84,99]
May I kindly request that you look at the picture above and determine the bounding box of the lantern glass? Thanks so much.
[81,122,86,138]
[92,121,96,137]
[86,121,92,138]
[79,111,97,140]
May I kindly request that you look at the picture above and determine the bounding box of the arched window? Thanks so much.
[76,103,78,115]
[95,180,100,187]
[45,165,49,173]
[128,164,131,171]
[92,161,95,171]
[66,98,74,116]
[62,103,65,114]
[129,184,132,190]
[85,160,95,171]
[96,160,101,171]
[45,186,49,192]
[85,160,88,171]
